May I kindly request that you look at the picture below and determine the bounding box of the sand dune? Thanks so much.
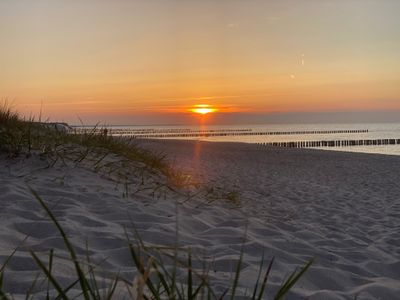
[1,141,399,299]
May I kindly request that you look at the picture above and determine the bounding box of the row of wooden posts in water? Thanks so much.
[123,129,368,139]
[71,128,252,134]
[71,128,368,138]
[260,138,400,148]
[69,127,400,148]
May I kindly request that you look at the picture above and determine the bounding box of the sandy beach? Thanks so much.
[1,140,400,299]
[3,0,400,298]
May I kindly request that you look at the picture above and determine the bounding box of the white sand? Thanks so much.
[1,140,399,299]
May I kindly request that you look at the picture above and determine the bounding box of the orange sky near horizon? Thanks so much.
[1,0,400,124]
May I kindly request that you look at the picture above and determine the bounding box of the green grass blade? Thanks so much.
[192,280,205,299]
[188,249,193,299]
[229,245,244,300]
[29,187,91,300]
[105,275,119,300]
[0,237,26,275]
[256,257,274,300]
[55,279,80,300]
[25,271,41,300]
[251,252,265,300]
[46,249,54,300]
[0,272,10,300]
[85,241,101,300]
[151,261,171,297]
[175,282,184,300]
[274,259,313,300]
[207,285,212,300]
[29,250,69,300]
[218,288,228,300]
[0,289,10,300]
[128,243,160,300]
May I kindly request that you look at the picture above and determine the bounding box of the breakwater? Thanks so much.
[71,128,252,135]
[261,138,400,148]
[92,129,368,138]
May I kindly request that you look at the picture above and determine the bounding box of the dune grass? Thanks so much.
[0,104,313,298]
[0,102,132,160]
[0,102,42,155]
[0,103,184,186]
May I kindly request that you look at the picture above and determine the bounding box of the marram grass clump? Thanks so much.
[0,104,179,184]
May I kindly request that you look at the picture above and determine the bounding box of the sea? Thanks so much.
[73,123,400,157]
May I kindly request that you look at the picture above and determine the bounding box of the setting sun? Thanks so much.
[190,104,218,115]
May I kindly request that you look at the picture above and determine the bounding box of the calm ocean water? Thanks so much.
[78,123,400,156]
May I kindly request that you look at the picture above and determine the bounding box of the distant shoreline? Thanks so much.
[80,122,397,157]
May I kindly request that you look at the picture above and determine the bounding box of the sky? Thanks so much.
[1,0,400,125]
